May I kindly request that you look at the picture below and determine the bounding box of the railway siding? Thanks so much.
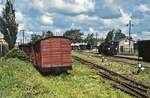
[73,51,150,85]
[73,56,150,98]
[113,55,150,68]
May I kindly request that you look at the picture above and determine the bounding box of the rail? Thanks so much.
[73,56,150,98]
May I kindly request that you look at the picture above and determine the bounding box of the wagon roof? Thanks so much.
[19,36,71,47]
[33,36,71,45]
[138,40,150,42]
[42,36,70,40]
[118,37,135,42]
[36,36,70,42]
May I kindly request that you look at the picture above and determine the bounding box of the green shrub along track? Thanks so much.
[73,56,150,98]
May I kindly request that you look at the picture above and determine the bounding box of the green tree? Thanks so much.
[0,0,18,49]
[42,30,53,37]
[114,29,126,41]
[105,29,126,42]
[84,33,95,48]
[31,34,42,43]
[63,29,83,43]
[105,29,114,42]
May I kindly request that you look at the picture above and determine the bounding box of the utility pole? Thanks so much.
[95,32,98,53]
[20,29,25,44]
[129,20,131,54]
[127,20,133,54]
[96,32,98,44]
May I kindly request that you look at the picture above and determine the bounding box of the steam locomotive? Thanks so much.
[98,41,118,56]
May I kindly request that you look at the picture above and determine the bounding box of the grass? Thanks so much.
[73,51,150,84]
[0,58,133,98]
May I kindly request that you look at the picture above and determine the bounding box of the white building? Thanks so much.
[71,43,87,50]
[0,37,7,45]
[118,38,135,54]
[0,37,21,47]
[0,37,8,57]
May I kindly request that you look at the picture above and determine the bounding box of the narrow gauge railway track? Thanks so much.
[108,56,150,69]
[81,51,150,69]
[73,56,150,98]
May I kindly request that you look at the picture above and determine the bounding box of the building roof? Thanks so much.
[71,43,87,46]
[0,38,8,45]
[118,37,135,42]
[0,38,5,42]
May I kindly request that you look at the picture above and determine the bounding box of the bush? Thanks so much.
[5,48,27,60]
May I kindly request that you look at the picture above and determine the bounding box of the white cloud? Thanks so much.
[0,0,148,41]
[131,33,140,40]
[70,23,81,29]
[69,10,140,36]
[15,0,95,14]
[15,0,46,13]
[81,27,108,38]
[102,9,131,26]
[142,31,150,36]
[15,12,33,32]
[15,12,24,23]
[34,0,44,9]
[17,30,36,43]
[0,4,4,14]
[122,27,129,34]
[75,14,98,21]
[26,31,34,35]
[137,4,150,13]
[52,28,64,33]
[104,0,120,11]
[18,24,25,31]
[32,0,48,13]
[119,9,131,23]
[70,23,75,29]
[52,28,66,36]
[70,14,99,25]
[41,15,53,25]
[70,9,134,29]
[49,0,95,13]
[89,27,94,32]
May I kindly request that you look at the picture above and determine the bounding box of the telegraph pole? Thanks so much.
[20,29,25,44]
[129,20,131,54]
[96,32,98,44]
[127,20,133,54]
[95,32,98,53]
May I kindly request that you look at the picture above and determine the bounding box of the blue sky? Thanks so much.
[0,0,150,42]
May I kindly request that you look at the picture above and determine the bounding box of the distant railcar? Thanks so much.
[138,40,150,62]
[19,36,72,74]
[19,44,32,61]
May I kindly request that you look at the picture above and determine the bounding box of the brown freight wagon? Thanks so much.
[19,36,72,74]
[19,44,32,61]
[19,43,36,64]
